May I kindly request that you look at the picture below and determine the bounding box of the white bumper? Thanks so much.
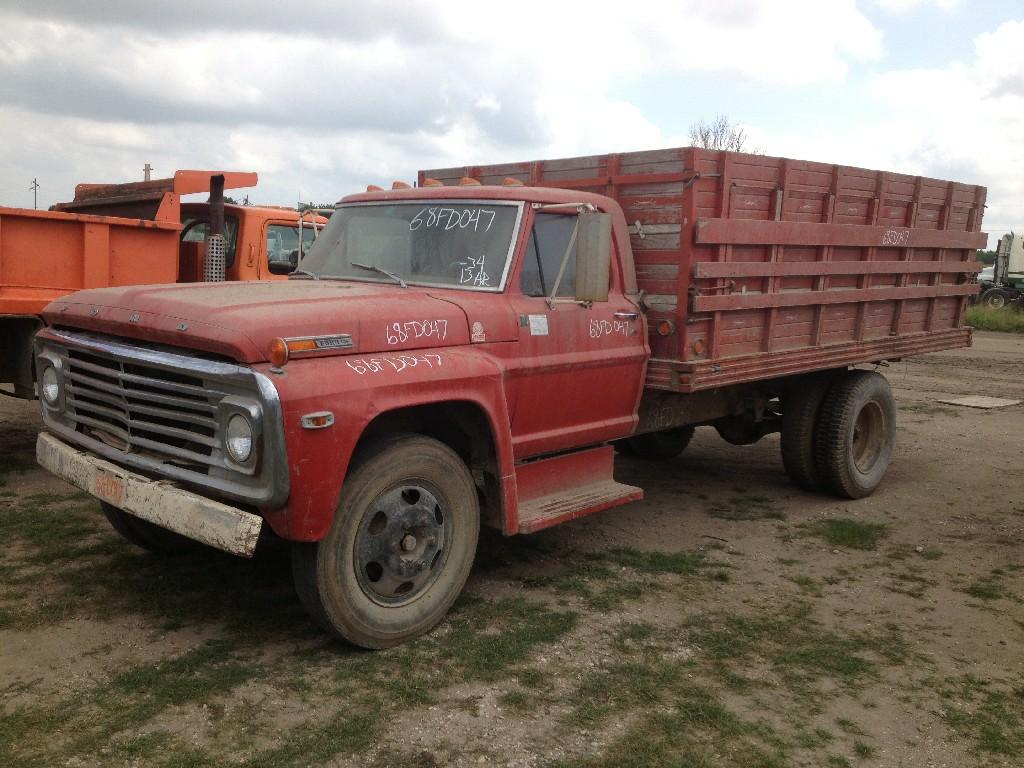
[36,432,263,557]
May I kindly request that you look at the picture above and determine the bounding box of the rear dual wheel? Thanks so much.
[292,435,479,649]
[781,370,895,499]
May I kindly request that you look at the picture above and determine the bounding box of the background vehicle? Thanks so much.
[33,146,986,648]
[0,170,323,398]
[979,232,1023,309]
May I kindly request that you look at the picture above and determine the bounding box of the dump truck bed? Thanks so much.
[0,206,180,317]
[422,147,987,392]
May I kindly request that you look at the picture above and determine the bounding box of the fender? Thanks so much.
[260,345,518,541]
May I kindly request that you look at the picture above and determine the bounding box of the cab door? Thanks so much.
[504,209,647,458]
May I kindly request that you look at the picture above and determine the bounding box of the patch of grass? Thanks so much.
[708,493,786,521]
[966,305,1024,333]
[788,575,823,596]
[498,688,532,713]
[940,675,1024,757]
[886,569,935,600]
[561,660,790,767]
[836,717,865,736]
[0,638,260,766]
[804,519,888,551]
[2,592,577,768]
[964,573,1009,601]
[853,739,875,758]
[603,547,708,575]
[686,603,907,692]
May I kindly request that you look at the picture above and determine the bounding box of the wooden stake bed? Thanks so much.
[423,148,986,393]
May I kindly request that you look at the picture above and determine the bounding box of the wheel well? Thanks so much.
[356,402,503,528]
[0,317,42,397]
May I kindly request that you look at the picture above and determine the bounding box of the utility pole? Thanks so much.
[29,178,39,209]
[143,163,153,181]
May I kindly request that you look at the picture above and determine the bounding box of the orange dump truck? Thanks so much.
[0,170,323,398]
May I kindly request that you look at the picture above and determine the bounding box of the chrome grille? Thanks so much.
[64,348,225,469]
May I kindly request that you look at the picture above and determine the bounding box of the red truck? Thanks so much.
[34,147,985,648]
[1,170,323,399]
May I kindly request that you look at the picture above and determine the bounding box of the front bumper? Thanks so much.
[37,432,263,557]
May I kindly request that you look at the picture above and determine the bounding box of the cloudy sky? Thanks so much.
[1,0,1021,246]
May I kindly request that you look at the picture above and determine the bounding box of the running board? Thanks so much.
[515,445,643,534]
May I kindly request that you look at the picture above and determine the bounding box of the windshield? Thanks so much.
[294,201,522,290]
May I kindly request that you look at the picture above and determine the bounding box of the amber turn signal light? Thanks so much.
[656,320,675,336]
[268,337,289,368]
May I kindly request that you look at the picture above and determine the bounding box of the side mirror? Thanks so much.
[575,210,612,303]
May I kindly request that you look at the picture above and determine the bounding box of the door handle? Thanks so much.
[613,310,640,320]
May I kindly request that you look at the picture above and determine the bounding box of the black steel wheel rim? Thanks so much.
[852,401,885,473]
[354,483,452,606]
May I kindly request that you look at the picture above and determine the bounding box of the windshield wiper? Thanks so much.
[289,268,320,280]
[350,262,407,288]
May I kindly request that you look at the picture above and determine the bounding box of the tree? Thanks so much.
[688,114,762,153]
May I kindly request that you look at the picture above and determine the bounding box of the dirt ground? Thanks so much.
[1,331,1022,768]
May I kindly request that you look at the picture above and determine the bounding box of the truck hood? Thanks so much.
[42,280,479,363]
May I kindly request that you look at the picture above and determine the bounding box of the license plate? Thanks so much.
[93,469,127,507]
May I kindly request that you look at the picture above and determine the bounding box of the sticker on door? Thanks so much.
[528,315,548,336]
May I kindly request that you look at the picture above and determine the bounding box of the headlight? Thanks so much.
[225,413,254,463]
[41,365,60,405]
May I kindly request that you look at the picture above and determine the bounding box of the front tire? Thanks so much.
[292,435,480,649]
[814,371,896,499]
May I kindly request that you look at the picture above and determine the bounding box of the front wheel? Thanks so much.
[814,371,896,499]
[292,435,480,649]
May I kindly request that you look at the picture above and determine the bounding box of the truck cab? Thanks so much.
[35,183,648,648]
[178,202,322,282]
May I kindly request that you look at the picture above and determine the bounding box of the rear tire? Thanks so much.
[623,426,695,460]
[100,501,198,555]
[980,288,1011,309]
[780,374,833,491]
[292,435,480,649]
[814,371,896,499]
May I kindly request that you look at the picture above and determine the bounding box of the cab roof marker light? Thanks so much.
[392,181,411,190]
[366,184,383,192]
[422,178,443,187]
[458,177,482,186]
[503,177,524,186]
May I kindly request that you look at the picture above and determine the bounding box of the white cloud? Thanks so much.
[872,0,959,12]
[762,18,1024,246]
[0,1,888,209]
